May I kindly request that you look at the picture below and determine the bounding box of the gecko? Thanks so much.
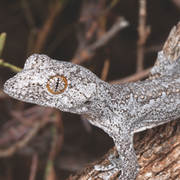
[3,50,180,180]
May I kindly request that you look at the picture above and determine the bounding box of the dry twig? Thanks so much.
[0,119,48,157]
[136,0,150,72]
[71,17,128,64]
[101,59,110,81]
[44,110,64,180]
[109,66,152,84]
[33,0,68,53]
[29,151,38,180]
[0,108,53,157]
[171,0,180,9]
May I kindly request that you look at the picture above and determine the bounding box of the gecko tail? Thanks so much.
[150,50,180,77]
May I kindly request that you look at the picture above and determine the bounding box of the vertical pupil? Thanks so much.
[55,77,60,92]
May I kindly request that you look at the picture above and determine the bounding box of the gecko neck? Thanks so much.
[84,81,125,134]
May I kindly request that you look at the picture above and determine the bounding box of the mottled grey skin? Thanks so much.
[3,51,180,180]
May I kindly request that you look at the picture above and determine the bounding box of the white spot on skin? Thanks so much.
[158,92,162,96]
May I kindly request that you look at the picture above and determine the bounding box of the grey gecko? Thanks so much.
[3,51,180,179]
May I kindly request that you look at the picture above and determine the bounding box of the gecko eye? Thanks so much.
[46,75,68,94]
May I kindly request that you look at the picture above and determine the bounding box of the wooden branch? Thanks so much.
[136,0,150,72]
[33,1,65,54]
[163,21,180,61]
[171,0,180,10]
[0,107,53,158]
[67,22,180,180]
[108,66,152,85]
[0,118,48,158]
[29,151,38,180]
[71,17,129,64]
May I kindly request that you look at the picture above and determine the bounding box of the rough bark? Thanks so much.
[67,21,180,180]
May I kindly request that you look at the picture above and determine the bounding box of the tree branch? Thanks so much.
[71,17,129,64]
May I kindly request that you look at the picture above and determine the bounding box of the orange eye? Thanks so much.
[47,75,68,94]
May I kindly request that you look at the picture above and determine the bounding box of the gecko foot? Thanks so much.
[94,153,122,179]
[94,153,120,171]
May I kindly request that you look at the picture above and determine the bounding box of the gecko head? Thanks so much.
[4,54,100,114]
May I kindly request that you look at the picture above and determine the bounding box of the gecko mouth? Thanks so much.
[3,79,25,101]
[4,78,58,108]
[3,79,14,96]
[4,84,21,100]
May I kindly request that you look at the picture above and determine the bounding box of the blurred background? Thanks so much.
[0,0,180,179]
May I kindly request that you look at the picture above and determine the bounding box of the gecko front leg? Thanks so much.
[94,132,138,180]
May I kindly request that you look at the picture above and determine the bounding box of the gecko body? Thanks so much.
[4,51,180,179]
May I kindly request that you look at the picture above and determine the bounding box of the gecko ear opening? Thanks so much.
[23,54,54,70]
[46,75,68,94]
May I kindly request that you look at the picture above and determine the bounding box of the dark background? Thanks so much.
[0,0,180,179]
